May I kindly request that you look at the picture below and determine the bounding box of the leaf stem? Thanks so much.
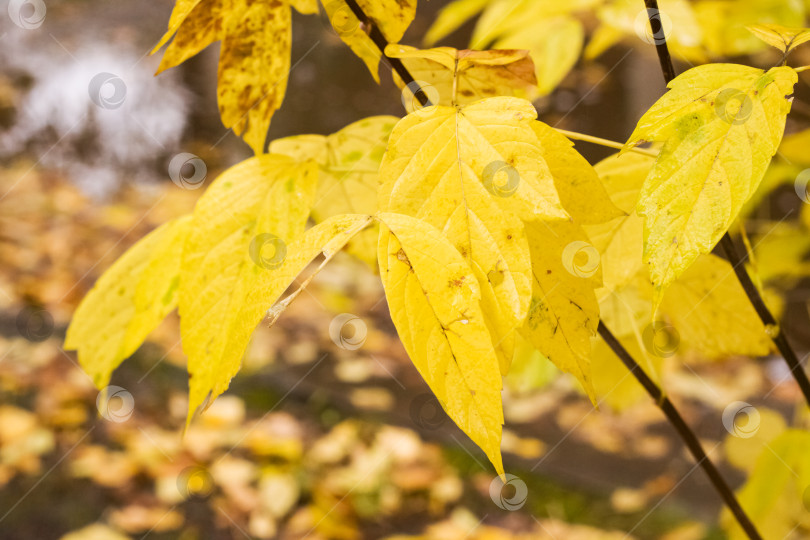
[598,322,763,539]
[639,0,810,408]
[554,129,659,157]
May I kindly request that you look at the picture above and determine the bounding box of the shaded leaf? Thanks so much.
[270,116,399,268]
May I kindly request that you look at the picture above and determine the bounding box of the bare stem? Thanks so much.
[598,323,763,539]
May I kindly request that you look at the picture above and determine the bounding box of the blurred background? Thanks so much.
[2,0,810,538]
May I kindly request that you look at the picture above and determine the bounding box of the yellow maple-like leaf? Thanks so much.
[153,0,291,154]
[379,96,566,373]
[319,0,417,82]
[624,63,798,308]
[385,45,537,108]
[270,116,399,268]
[746,23,810,53]
[377,212,504,474]
[179,155,318,423]
[585,151,654,291]
[531,121,624,225]
[520,219,601,402]
[65,216,191,388]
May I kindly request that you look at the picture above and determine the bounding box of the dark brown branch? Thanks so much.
[598,323,762,539]
[640,0,810,407]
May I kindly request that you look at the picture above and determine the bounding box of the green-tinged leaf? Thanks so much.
[723,430,810,540]
[696,0,805,57]
[270,116,399,268]
[424,0,489,46]
[520,220,600,402]
[65,216,191,388]
[724,407,787,473]
[386,45,538,108]
[746,23,810,53]
[585,152,653,292]
[625,63,798,307]
[153,0,291,154]
[531,121,624,225]
[377,212,504,474]
[380,96,566,373]
[179,155,318,424]
[504,334,560,395]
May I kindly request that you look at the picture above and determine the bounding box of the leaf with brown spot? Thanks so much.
[152,0,292,154]
[385,44,538,108]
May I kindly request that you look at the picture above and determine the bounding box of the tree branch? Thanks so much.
[639,0,810,407]
[334,1,764,535]
[598,323,762,539]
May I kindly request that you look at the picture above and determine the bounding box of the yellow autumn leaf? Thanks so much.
[424,0,489,46]
[386,45,538,108]
[290,0,318,14]
[520,219,601,402]
[379,96,566,373]
[153,0,291,154]
[179,155,318,423]
[493,16,584,97]
[377,212,504,474]
[319,0,382,83]
[585,151,654,291]
[531,121,624,225]
[659,254,772,359]
[746,23,810,53]
[590,330,664,411]
[65,216,191,388]
[696,0,805,57]
[270,116,399,268]
[625,63,798,307]
[588,0,705,62]
[319,0,417,83]
[356,0,416,43]
[469,0,599,48]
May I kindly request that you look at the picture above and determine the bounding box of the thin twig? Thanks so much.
[639,0,810,407]
[335,0,764,535]
[598,323,763,540]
